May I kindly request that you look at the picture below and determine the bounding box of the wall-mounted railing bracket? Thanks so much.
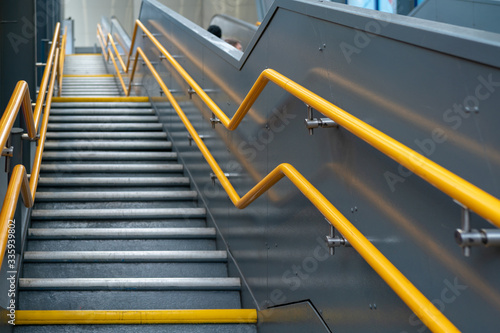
[210,113,222,128]
[142,32,161,38]
[325,223,350,256]
[304,105,337,135]
[188,134,211,146]
[210,172,240,186]
[21,133,40,142]
[2,146,14,158]
[188,88,219,99]
[454,201,500,256]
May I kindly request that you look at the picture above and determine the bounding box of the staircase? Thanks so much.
[14,55,256,332]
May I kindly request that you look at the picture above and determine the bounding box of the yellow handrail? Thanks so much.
[107,33,127,73]
[96,24,108,61]
[126,19,500,229]
[0,165,33,266]
[30,47,60,197]
[0,81,37,151]
[33,23,61,129]
[130,46,459,333]
[58,27,67,97]
[107,48,128,95]
[0,25,61,271]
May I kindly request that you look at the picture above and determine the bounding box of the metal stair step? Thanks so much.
[31,207,206,220]
[38,176,189,186]
[44,141,172,150]
[40,163,183,173]
[28,228,215,239]
[50,108,155,115]
[48,116,158,123]
[23,250,227,262]
[22,262,228,279]
[35,190,195,201]
[51,102,152,108]
[18,290,243,310]
[46,132,167,139]
[19,277,240,291]
[41,151,177,161]
[47,123,163,131]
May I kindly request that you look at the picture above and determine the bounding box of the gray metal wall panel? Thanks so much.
[138,0,500,331]
[411,0,500,34]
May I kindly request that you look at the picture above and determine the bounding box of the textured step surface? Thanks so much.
[31,207,206,219]
[41,151,177,160]
[19,72,250,330]
[28,228,215,239]
[24,250,227,262]
[38,176,189,186]
[14,324,257,333]
[19,277,241,290]
[44,140,172,150]
[35,190,195,201]
[39,163,183,173]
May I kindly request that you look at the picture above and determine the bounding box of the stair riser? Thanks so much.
[18,291,243,310]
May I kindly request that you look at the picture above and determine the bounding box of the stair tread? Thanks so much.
[35,190,195,201]
[46,132,167,139]
[49,116,158,122]
[24,250,227,262]
[40,164,183,172]
[38,176,189,185]
[47,123,163,131]
[31,207,206,219]
[19,277,241,290]
[44,141,172,150]
[28,228,215,239]
[41,151,177,160]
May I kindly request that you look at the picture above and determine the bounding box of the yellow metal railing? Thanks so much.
[58,26,67,97]
[0,23,62,267]
[98,18,497,332]
[125,20,500,228]
[96,24,129,95]
[124,45,459,333]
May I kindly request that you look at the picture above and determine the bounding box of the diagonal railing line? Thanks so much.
[0,25,61,271]
[128,45,459,333]
[124,19,500,229]
[58,26,67,97]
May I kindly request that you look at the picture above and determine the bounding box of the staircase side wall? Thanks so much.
[136,0,500,331]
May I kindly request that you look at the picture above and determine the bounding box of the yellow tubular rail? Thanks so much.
[0,25,61,274]
[107,48,128,95]
[0,81,37,151]
[58,27,67,97]
[16,309,257,325]
[127,19,500,228]
[96,24,108,61]
[33,23,60,129]
[30,47,60,197]
[0,165,33,266]
[107,33,127,73]
[130,46,459,333]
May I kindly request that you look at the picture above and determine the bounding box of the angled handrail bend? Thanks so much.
[0,24,61,271]
[130,46,459,333]
[0,81,37,151]
[126,19,500,229]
